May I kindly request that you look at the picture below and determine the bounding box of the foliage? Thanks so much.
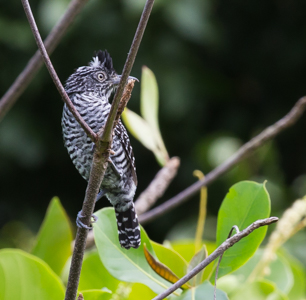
[122,66,169,166]
[1,4,306,297]
[0,62,306,299]
[1,177,305,299]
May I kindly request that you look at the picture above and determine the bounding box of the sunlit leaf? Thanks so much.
[128,282,157,300]
[170,240,216,281]
[152,241,188,279]
[31,197,73,275]
[144,244,190,289]
[122,108,167,166]
[79,290,112,300]
[177,280,228,300]
[215,181,270,278]
[122,66,169,166]
[93,208,179,295]
[141,66,168,162]
[187,246,207,286]
[79,250,121,292]
[0,249,65,300]
[170,240,197,262]
[141,66,159,135]
[122,108,158,152]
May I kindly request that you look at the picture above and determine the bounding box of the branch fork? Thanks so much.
[20,0,155,299]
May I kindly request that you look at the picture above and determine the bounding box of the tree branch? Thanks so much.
[66,80,136,299]
[99,0,155,142]
[139,97,306,224]
[21,0,155,298]
[135,156,180,215]
[152,217,278,300]
[21,0,96,141]
[81,156,180,250]
[0,0,89,122]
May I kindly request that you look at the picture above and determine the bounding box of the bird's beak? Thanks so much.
[113,75,139,85]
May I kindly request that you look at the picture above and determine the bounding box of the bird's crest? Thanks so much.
[90,50,114,72]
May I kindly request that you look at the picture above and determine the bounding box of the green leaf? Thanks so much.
[122,108,167,166]
[230,249,294,294]
[216,181,270,278]
[122,108,158,152]
[215,274,241,295]
[152,241,188,279]
[93,208,176,295]
[284,251,306,300]
[265,251,294,294]
[170,240,197,262]
[230,279,287,300]
[79,290,112,300]
[79,250,121,292]
[140,66,169,164]
[170,240,216,281]
[0,249,65,300]
[140,66,159,135]
[31,197,73,275]
[122,66,169,166]
[128,282,157,300]
[187,246,207,286]
[177,280,229,300]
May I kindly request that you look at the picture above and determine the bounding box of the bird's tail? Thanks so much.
[115,202,141,249]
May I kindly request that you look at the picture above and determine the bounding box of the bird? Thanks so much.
[61,50,140,249]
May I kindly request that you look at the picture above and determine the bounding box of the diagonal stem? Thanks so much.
[21,0,96,141]
[152,217,278,300]
[20,0,155,299]
[0,0,90,122]
[139,97,306,224]
[100,0,155,142]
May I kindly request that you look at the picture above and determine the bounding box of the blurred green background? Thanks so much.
[0,0,306,260]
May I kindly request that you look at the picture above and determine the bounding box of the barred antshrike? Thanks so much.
[62,50,140,249]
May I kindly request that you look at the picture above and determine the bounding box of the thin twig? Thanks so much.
[77,0,156,259]
[100,0,155,141]
[152,217,278,300]
[214,225,240,300]
[65,141,110,300]
[66,81,136,298]
[193,171,207,253]
[135,157,180,215]
[0,0,89,122]
[67,1,154,299]
[21,0,97,142]
[21,0,154,298]
[139,97,306,224]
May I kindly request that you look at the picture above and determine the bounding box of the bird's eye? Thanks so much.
[97,72,105,81]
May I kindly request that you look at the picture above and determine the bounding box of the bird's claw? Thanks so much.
[76,210,98,230]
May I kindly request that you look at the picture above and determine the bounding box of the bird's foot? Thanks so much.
[76,210,98,230]
[91,143,96,153]
[96,189,108,202]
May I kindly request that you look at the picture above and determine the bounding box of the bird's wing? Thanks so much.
[114,120,137,186]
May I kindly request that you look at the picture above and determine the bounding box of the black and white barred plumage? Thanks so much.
[62,50,140,249]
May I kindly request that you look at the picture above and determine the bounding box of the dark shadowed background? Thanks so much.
[0,0,306,260]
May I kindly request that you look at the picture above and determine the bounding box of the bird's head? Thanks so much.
[65,50,136,99]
